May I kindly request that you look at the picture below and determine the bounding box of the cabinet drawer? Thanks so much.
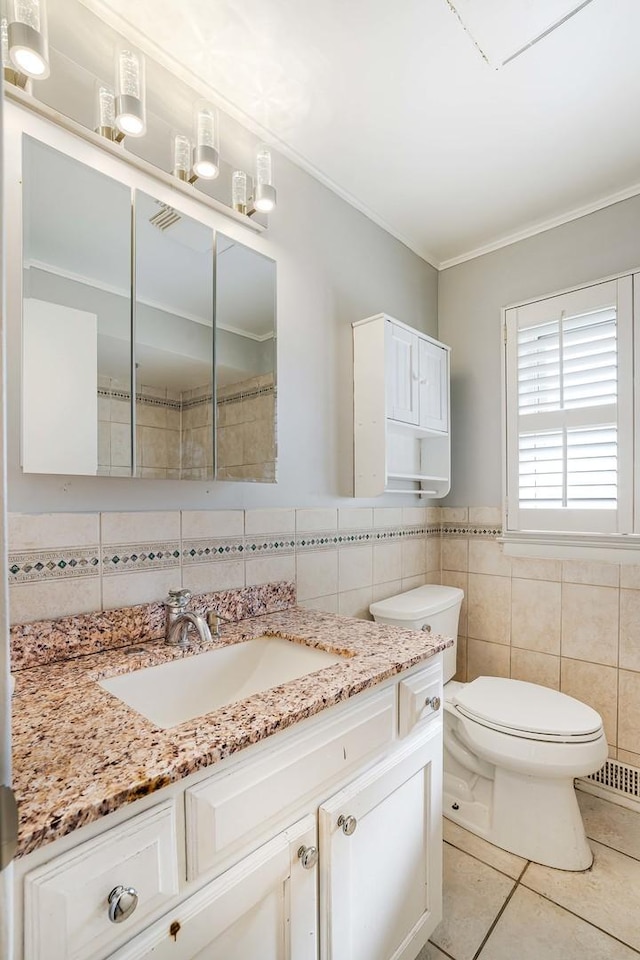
[186,686,396,881]
[24,800,179,960]
[398,662,443,738]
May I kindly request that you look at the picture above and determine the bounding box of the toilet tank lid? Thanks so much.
[454,677,603,737]
[370,585,464,621]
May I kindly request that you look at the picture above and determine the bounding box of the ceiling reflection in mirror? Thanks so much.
[134,191,214,479]
[22,135,132,476]
[215,234,277,483]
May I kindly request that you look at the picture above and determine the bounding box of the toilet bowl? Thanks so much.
[370,584,608,871]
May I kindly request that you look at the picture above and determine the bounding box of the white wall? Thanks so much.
[6,106,438,513]
[438,195,640,507]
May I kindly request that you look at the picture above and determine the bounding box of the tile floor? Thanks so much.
[417,789,640,960]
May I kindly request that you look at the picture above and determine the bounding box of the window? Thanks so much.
[503,275,635,540]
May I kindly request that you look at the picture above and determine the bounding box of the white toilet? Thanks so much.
[370,584,608,871]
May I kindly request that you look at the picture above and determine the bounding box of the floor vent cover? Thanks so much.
[584,759,640,799]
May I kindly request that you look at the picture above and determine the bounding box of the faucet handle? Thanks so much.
[166,589,191,610]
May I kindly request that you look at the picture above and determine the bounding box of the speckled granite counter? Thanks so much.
[12,594,451,858]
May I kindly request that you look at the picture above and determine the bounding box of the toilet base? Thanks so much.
[444,763,593,871]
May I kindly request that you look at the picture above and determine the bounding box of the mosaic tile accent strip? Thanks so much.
[295,524,434,552]
[244,536,296,557]
[102,542,182,575]
[8,548,100,583]
[216,384,276,408]
[441,522,502,538]
[10,581,297,671]
[183,538,245,564]
[98,387,182,411]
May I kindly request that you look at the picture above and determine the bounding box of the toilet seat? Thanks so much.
[452,676,604,743]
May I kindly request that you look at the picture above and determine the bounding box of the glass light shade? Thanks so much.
[173,134,191,181]
[232,170,247,214]
[192,101,219,180]
[115,46,146,137]
[254,145,276,212]
[95,84,117,140]
[7,0,49,78]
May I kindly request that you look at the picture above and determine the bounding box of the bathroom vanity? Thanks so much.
[11,599,447,960]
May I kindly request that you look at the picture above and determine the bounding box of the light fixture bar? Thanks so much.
[7,0,49,79]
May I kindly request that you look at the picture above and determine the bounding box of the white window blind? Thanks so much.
[504,277,633,536]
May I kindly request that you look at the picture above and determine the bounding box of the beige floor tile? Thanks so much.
[430,845,515,960]
[479,886,638,960]
[577,792,640,862]
[521,840,640,950]
[415,942,451,960]
[443,819,526,879]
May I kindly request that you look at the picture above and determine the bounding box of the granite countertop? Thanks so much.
[12,603,451,858]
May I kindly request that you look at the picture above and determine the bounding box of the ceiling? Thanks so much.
[78,0,640,267]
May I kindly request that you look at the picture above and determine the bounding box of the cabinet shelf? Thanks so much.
[385,489,437,497]
[387,472,448,482]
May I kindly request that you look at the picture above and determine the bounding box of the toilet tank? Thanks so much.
[370,585,463,683]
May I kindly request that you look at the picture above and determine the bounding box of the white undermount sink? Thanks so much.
[99,635,346,729]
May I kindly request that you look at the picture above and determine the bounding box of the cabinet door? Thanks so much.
[386,322,419,425]
[319,724,442,960]
[418,339,448,433]
[112,816,318,960]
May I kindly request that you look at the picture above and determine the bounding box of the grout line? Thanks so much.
[470,873,520,960]
[517,883,640,956]
[426,942,456,960]
[443,839,526,884]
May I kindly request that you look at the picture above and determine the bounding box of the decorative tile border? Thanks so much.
[182,537,245,564]
[441,523,502,538]
[102,542,182,575]
[9,548,100,583]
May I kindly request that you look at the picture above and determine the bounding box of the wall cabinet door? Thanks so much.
[418,338,448,433]
[386,322,419,425]
[319,726,442,960]
[112,816,318,960]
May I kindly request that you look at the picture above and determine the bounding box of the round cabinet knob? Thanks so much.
[425,695,441,712]
[421,624,432,633]
[337,814,357,836]
[297,844,319,870]
[108,885,139,924]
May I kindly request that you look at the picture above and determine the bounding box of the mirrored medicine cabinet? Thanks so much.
[21,134,277,483]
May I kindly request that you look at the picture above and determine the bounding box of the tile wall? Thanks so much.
[441,506,640,766]
[8,504,440,626]
[10,502,640,769]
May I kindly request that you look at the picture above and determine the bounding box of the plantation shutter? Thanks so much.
[505,277,633,535]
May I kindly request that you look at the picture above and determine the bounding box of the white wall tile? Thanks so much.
[102,568,179,610]
[245,555,296,586]
[181,510,244,539]
[9,578,101,625]
[339,545,373,592]
[295,508,337,532]
[181,560,245,594]
[338,508,373,530]
[338,586,373,620]
[9,512,100,551]
[300,595,339,614]
[296,550,339,601]
[373,507,403,528]
[402,539,427,578]
[373,542,402,584]
[101,511,180,544]
[244,509,295,536]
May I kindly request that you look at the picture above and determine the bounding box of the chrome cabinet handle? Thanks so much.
[297,845,319,869]
[421,624,432,633]
[425,695,441,711]
[108,885,139,923]
[337,814,357,836]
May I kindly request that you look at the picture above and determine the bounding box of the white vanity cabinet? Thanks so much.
[353,313,451,498]
[16,660,443,960]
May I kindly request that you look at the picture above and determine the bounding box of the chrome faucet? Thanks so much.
[164,589,212,649]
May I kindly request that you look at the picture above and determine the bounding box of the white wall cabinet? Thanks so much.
[16,661,443,960]
[353,313,451,498]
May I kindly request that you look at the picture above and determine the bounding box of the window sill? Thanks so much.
[499,532,640,564]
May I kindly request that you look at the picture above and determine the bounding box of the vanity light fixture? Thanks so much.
[1,7,28,87]
[6,0,50,80]
[231,170,247,214]
[190,101,220,181]
[94,83,123,142]
[115,44,146,138]
[172,133,191,182]
[252,145,277,213]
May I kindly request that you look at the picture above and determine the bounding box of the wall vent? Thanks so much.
[149,202,181,231]
[582,759,640,801]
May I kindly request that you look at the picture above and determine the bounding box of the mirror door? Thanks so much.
[134,191,215,480]
[22,135,132,476]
